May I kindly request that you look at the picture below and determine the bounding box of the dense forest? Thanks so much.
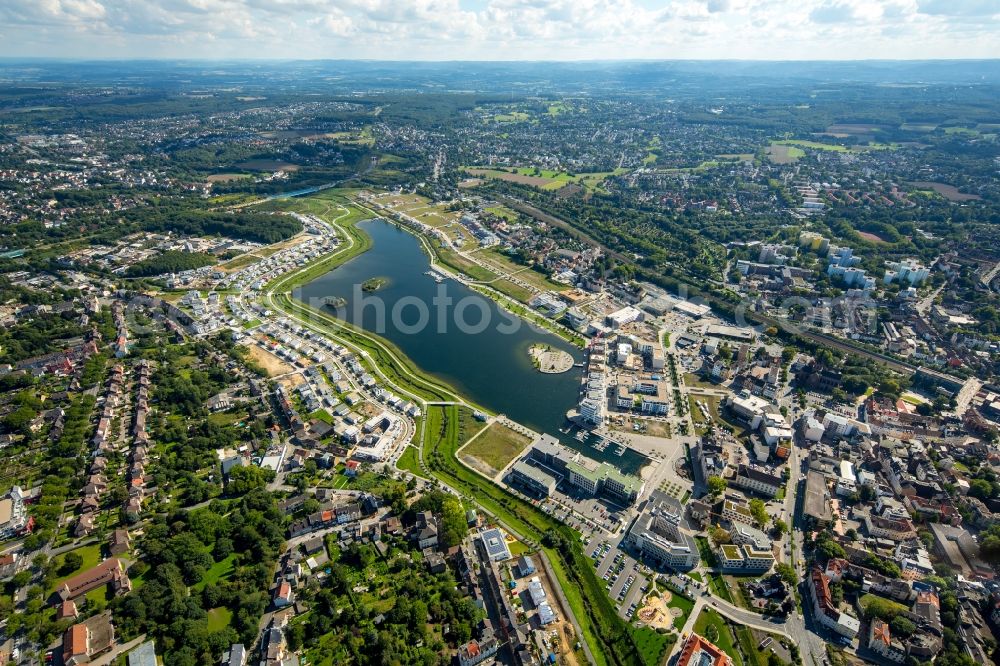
[125,250,216,277]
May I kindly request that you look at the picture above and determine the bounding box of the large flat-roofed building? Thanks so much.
[508,460,558,497]
[705,324,755,342]
[478,528,512,563]
[625,491,699,570]
[719,543,774,573]
[0,486,32,539]
[526,435,641,505]
[804,469,833,527]
[606,306,643,329]
[721,500,755,527]
[928,523,993,579]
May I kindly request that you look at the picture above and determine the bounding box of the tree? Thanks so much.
[709,526,731,546]
[969,479,994,500]
[707,476,727,496]
[772,518,788,536]
[890,616,916,637]
[863,596,905,621]
[59,552,83,576]
[749,499,768,527]
[776,563,797,586]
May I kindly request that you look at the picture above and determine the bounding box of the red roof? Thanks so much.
[63,623,88,661]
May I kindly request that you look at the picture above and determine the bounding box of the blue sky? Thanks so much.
[0,0,997,60]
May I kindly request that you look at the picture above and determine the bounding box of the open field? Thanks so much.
[765,144,804,164]
[466,168,554,187]
[475,248,569,292]
[220,254,260,271]
[325,127,375,146]
[494,111,531,122]
[206,606,233,631]
[485,205,519,221]
[246,344,293,376]
[206,172,252,183]
[48,543,104,595]
[856,231,887,243]
[396,445,426,478]
[463,166,625,192]
[774,139,896,154]
[460,421,531,475]
[908,181,982,202]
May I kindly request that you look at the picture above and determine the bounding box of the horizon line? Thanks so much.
[1,56,998,64]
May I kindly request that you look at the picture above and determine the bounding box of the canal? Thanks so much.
[296,218,646,474]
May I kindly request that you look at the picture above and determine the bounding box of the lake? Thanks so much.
[296,218,646,474]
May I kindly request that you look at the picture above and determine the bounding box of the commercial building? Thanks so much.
[804,469,833,527]
[719,543,775,573]
[526,435,641,505]
[721,500,756,527]
[606,306,643,329]
[508,460,558,497]
[624,491,699,570]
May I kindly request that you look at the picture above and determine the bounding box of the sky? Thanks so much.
[0,0,997,61]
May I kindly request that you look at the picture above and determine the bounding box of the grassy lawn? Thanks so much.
[477,248,569,292]
[396,445,426,479]
[460,421,531,472]
[689,572,704,583]
[490,277,535,304]
[193,554,237,591]
[508,539,531,557]
[435,245,498,282]
[310,408,334,423]
[84,585,110,608]
[694,608,744,666]
[48,543,104,594]
[635,628,673,666]
[696,537,718,567]
[735,625,782,666]
[684,373,720,390]
[206,606,233,632]
[666,590,695,630]
[859,593,908,618]
[208,411,242,426]
[485,205,519,222]
[709,573,735,604]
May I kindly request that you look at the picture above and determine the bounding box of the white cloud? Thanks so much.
[0,0,995,59]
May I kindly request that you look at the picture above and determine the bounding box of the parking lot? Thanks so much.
[587,537,654,618]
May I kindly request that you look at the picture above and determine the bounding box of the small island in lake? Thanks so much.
[361,277,389,292]
[321,296,347,309]
[528,343,573,374]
